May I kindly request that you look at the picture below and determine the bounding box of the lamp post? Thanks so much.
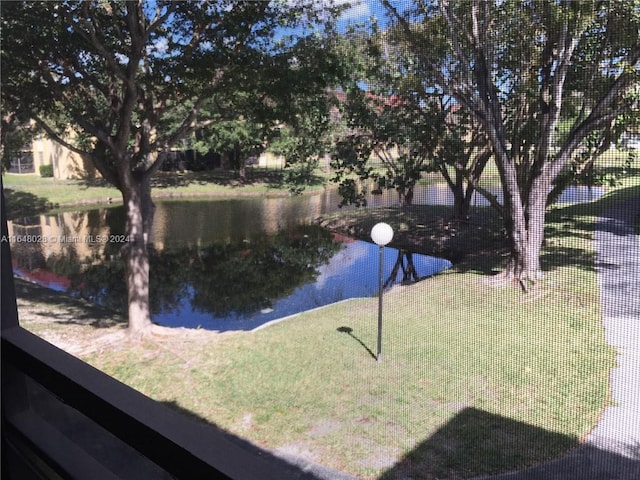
[371,222,394,362]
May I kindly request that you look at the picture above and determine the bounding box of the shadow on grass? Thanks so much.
[147,168,326,190]
[554,184,640,220]
[541,184,640,273]
[162,403,640,479]
[540,245,599,273]
[74,168,289,189]
[337,326,377,360]
[14,278,125,328]
[453,184,639,276]
[379,407,640,480]
[3,188,57,219]
[159,400,355,480]
[380,407,575,479]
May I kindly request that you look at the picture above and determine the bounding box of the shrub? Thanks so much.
[39,164,54,177]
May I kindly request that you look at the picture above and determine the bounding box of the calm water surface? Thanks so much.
[8,184,601,331]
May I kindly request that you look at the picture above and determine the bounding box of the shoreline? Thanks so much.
[42,184,331,214]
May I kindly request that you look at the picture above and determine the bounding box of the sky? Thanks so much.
[336,0,375,20]
[334,0,389,29]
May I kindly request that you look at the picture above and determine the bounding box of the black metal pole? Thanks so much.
[377,244,384,362]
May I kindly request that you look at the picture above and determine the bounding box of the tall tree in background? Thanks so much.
[0,112,36,172]
[1,0,343,336]
[331,25,445,208]
[266,32,348,192]
[188,30,345,187]
[384,0,640,287]
[332,22,492,216]
[333,87,444,207]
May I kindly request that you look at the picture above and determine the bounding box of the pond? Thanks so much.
[8,191,453,331]
[7,183,602,331]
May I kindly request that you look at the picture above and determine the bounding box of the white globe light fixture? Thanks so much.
[371,222,394,247]
[371,222,394,362]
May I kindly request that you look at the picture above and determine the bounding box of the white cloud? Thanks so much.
[314,241,369,289]
[275,0,372,23]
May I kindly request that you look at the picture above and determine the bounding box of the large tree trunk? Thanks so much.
[439,147,491,220]
[140,175,156,243]
[120,172,154,337]
[502,172,550,288]
[498,159,529,285]
[235,145,247,184]
[452,171,475,219]
[524,175,549,279]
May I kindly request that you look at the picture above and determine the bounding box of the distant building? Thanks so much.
[10,135,96,180]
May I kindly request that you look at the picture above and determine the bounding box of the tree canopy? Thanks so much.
[382,0,640,286]
[1,0,347,334]
[330,23,490,214]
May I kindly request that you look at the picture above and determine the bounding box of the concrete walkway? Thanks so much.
[588,196,640,465]
[478,196,640,480]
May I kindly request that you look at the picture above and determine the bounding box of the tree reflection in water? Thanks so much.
[384,250,420,288]
[47,225,341,322]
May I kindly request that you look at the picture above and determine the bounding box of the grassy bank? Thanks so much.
[15,186,631,478]
[2,168,327,218]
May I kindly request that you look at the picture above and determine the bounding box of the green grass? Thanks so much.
[15,169,638,479]
[82,264,611,479]
[73,189,624,479]
[3,173,122,206]
[2,168,327,218]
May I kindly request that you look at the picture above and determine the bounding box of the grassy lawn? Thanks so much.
[14,174,639,478]
[2,167,327,218]
[3,172,121,206]
[74,234,611,479]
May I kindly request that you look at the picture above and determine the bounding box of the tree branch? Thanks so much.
[550,45,640,180]
[32,117,90,157]
[69,4,127,82]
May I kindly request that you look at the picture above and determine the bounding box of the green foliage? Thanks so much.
[382,0,639,189]
[1,1,345,185]
[378,0,640,277]
[330,52,440,206]
[334,87,444,207]
[331,21,489,211]
[264,33,348,192]
[268,101,330,194]
[39,164,54,178]
[1,0,349,328]
[551,141,638,206]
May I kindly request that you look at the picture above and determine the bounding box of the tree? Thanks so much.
[331,22,492,217]
[1,1,344,336]
[330,25,444,208]
[384,0,640,287]
[332,87,444,207]
[433,103,493,219]
[184,27,347,188]
[265,31,349,193]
